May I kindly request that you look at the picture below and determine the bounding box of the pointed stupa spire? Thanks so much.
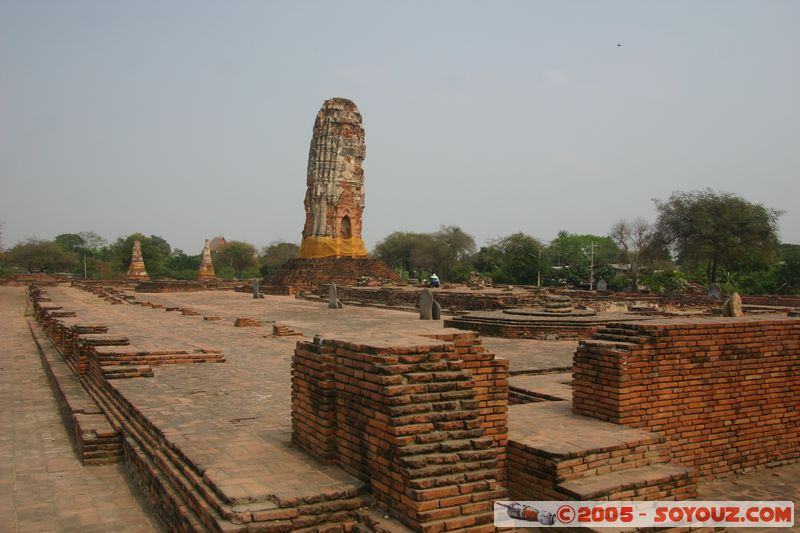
[197,239,216,281]
[126,240,150,281]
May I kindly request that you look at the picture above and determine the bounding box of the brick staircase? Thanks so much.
[507,401,696,502]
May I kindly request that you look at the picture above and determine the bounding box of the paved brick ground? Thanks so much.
[481,338,575,373]
[0,286,159,532]
[128,289,578,373]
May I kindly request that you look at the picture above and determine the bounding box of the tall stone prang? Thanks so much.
[197,239,216,281]
[299,98,368,259]
[126,240,150,281]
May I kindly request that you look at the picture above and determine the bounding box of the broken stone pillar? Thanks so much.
[432,299,441,320]
[722,292,744,317]
[196,239,216,281]
[327,283,343,309]
[252,278,260,299]
[125,240,150,282]
[298,98,368,259]
[419,288,433,319]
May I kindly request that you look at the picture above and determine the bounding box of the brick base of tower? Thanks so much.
[262,257,399,295]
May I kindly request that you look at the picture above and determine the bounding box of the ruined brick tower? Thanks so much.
[299,98,368,259]
[126,240,150,281]
[261,98,398,293]
[196,239,216,281]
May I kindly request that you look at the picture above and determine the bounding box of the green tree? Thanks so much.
[105,233,172,279]
[474,232,546,285]
[373,231,429,276]
[6,239,79,273]
[214,240,258,278]
[654,189,781,284]
[373,226,476,281]
[776,244,800,294]
[77,231,107,252]
[430,226,476,280]
[260,242,299,275]
[54,233,86,254]
[53,232,111,278]
[164,249,201,280]
[548,231,620,288]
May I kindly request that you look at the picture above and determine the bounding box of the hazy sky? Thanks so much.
[1,1,798,254]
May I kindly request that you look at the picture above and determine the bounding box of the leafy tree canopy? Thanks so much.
[654,189,781,283]
[6,239,79,273]
[260,242,299,274]
[474,232,545,285]
[214,240,258,278]
[373,226,476,280]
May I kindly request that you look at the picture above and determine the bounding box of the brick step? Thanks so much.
[92,346,225,369]
[86,374,370,531]
[577,338,640,351]
[96,355,223,365]
[100,365,155,379]
[507,402,696,501]
[122,435,208,531]
[510,402,668,469]
[595,326,647,337]
[449,316,605,327]
[591,332,649,344]
[558,463,695,500]
[79,334,130,346]
[82,376,244,529]
[27,320,122,465]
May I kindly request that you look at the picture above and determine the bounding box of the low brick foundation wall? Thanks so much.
[741,294,800,307]
[135,280,215,292]
[292,331,507,532]
[573,317,800,480]
[443,316,605,340]
[262,257,399,294]
[323,286,729,313]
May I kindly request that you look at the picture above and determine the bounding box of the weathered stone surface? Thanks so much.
[126,240,150,281]
[419,289,433,320]
[722,292,744,317]
[432,299,442,320]
[328,283,339,309]
[299,98,368,259]
[197,239,216,281]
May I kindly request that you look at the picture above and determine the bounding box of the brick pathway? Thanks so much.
[0,286,160,533]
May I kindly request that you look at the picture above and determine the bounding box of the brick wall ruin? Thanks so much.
[573,317,800,480]
[292,331,507,532]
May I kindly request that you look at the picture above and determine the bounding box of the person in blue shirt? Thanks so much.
[429,273,440,288]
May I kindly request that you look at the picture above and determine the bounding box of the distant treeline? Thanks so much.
[1,189,798,295]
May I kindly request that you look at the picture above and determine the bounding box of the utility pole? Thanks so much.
[589,241,595,290]
[537,246,542,288]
